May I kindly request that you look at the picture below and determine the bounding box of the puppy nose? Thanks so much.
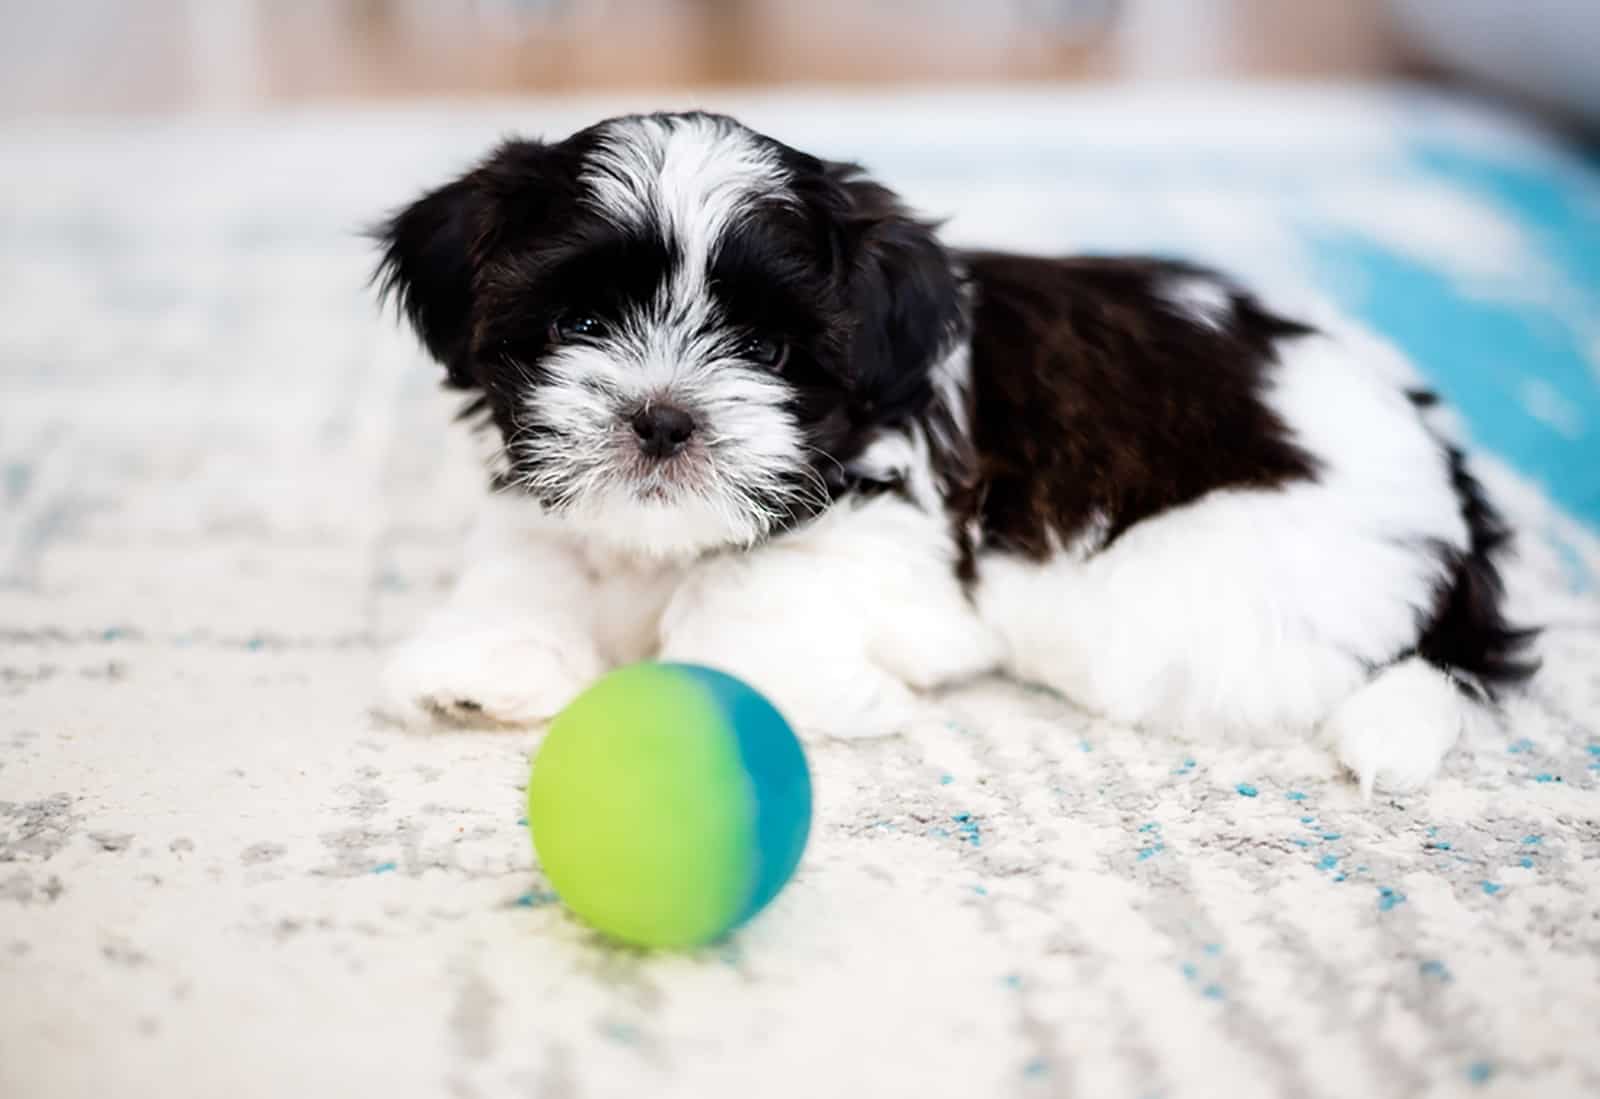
[630,405,696,458]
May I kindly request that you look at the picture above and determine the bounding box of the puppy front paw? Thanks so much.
[379,630,604,729]
[657,642,921,741]
[801,669,926,741]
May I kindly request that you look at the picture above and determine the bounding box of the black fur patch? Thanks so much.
[959,253,1320,558]
[1406,394,1540,695]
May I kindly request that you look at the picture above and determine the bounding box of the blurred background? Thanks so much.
[2,0,1596,129]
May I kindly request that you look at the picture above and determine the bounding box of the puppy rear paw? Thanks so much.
[1329,658,1468,797]
[379,630,603,729]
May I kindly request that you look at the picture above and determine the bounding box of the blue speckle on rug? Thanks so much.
[939,774,954,785]
[2,461,30,505]
[1420,960,1453,982]
[1285,790,1306,802]
[1235,783,1258,797]
[1481,881,1503,896]
[1378,886,1406,911]
[371,861,397,875]
[1137,843,1165,861]
[1201,983,1226,1001]
[1508,738,1535,754]
[1533,773,1562,784]
[1520,857,1535,869]
[1022,1057,1049,1078]
[1466,1061,1496,1085]
[602,1021,641,1045]
[1522,835,1542,845]
[1317,854,1339,871]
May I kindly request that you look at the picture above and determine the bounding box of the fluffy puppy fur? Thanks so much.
[375,111,1536,794]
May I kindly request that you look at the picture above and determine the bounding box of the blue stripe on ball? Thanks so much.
[672,664,812,929]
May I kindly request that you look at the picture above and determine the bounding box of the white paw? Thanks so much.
[657,644,920,741]
[379,630,604,728]
[1328,659,1467,797]
[786,669,925,742]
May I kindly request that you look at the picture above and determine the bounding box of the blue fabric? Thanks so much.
[1307,142,1600,526]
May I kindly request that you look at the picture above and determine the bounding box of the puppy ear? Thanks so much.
[374,174,486,388]
[819,162,964,413]
[373,140,553,389]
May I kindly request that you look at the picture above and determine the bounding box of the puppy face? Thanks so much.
[376,112,963,558]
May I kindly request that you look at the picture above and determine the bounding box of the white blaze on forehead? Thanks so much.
[579,115,791,282]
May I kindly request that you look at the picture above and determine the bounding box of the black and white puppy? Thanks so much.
[375,111,1535,793]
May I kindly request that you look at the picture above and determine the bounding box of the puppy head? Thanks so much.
[376,112,963,558]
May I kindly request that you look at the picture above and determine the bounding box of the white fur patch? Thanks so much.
[580,115,789,280]
[851,425,942,510]
[659,493,1004,738]
[978,324,1469,737]
[1165,275,1234,329]
[847,341,972,511]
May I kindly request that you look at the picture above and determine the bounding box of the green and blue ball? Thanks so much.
[527,663,812,948]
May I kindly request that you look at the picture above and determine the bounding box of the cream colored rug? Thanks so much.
[4,89,1599,1099]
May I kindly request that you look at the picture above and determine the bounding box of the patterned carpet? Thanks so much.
[3,88,1599,1099]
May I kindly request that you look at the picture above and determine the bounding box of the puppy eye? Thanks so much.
[552,314,605,343]
[738,335,787,370]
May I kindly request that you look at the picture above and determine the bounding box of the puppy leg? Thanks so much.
[659,498,1002,739]
[380,498,606,727]
[978,481,1452,756]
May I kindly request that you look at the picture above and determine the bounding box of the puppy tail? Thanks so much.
[1408,395,1540,694]
[1327,657,1484,798]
